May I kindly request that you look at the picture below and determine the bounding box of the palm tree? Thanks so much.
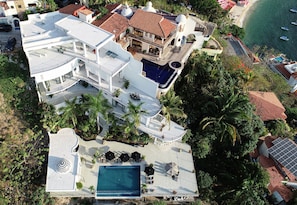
[123,101,147,127]
[199,91,250,145]
[58,97,80,128]
[160,89,187,127]
[122,101,147,137]
[83,91,111,133]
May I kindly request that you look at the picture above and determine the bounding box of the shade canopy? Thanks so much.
[131,151,141,162]
[144,166,155,176]
[165,162,179,176]
[105,151,115,160]
[119,153,130,162]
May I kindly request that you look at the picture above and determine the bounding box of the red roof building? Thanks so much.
[255,136,295,202]
[59,4,86,17]
[92,13,129,41]
[248,91,287,121]
[129,9,175,39]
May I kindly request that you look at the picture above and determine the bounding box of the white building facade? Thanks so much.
[20,11,186,143]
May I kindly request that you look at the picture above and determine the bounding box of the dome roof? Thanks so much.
[175,14,187,23]
[56,158,71,173]
[121,4,133,17]
[143,1,156,13]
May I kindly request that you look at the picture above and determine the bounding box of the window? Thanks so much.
[28,3,36,7]
[10,6,14,9]
[18,5,22,8]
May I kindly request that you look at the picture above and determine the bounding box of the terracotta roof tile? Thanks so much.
[59,4,85,16]
[259,155,293,202]
[129,9,176,38]
[93,13,128,39]
[248,91,287,121]
[79,9,93,15]
[275,64,291,79]
[105,3,121,12]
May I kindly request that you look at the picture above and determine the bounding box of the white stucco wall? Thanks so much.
[2,1,17,17]
[258,141,269,158]
[34,59,78,82]
[183,17,196,36]
[122,60,159,98]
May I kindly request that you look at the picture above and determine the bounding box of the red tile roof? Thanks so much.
[275,64,291,79]
[248,91,287,121]
[59,4,85,16]
[105,3,121,12]
[92,13,128,40]
[79,9,93,15]
[259,155,293,202]
[129,9,176,38]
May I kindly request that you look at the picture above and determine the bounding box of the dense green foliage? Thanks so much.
[189,0,226,21]
[1,0,297,203]
[0,54,52,204]
[175,52,269,203]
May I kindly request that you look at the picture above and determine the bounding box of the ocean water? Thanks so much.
[243,0,297,60]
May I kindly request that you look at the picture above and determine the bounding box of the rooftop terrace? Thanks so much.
[49,128,198,201]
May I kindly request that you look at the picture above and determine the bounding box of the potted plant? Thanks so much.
[76,182,83,190]
[123,79,130,89]
[141,184,148,193]
[89,185,95,194]
[113,88,121,97]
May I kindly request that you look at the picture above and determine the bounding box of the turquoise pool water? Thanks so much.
[274,56,284,63]
[96,165,141,198]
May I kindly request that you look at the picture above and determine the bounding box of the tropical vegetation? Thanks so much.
[1,0,297,204]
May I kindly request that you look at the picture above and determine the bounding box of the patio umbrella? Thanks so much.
[119,153,130,162]
[144,166,155,176]
[131,151,141,162]
[165,162,179,176]
[105,151,115,161]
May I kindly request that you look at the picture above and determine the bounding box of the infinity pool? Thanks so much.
[141,59,177,88]
[96,165,141,198]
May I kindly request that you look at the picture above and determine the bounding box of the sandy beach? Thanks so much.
[229,0,259,28]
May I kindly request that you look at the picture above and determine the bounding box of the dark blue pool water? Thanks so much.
[96,165,141,198]
[141,59,176,87]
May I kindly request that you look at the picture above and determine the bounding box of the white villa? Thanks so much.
[20,4,205,201]
[268,55,297,94]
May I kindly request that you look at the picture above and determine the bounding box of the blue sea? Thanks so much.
[243,0,297,60]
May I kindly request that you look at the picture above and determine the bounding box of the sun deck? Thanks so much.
[49,132,198,201]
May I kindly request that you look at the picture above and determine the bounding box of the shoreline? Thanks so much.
[229,0,259,28]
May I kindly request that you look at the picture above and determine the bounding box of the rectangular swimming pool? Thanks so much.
[96,165,141,198]
[274,56,284,63]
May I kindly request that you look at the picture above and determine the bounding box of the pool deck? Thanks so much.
[51,133,198,201]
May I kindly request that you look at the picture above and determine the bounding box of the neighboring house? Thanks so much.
[88,2,216,62]
[253,135,295,203]
[217,0,236,10]
[0,0,38,28]
[127,9,176,58]
[248,91,287,121]
[92,12,129,45]
[0,0,38,17]
[268,55,297,94]
[20,11,186,143]
[59,4,86,17]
